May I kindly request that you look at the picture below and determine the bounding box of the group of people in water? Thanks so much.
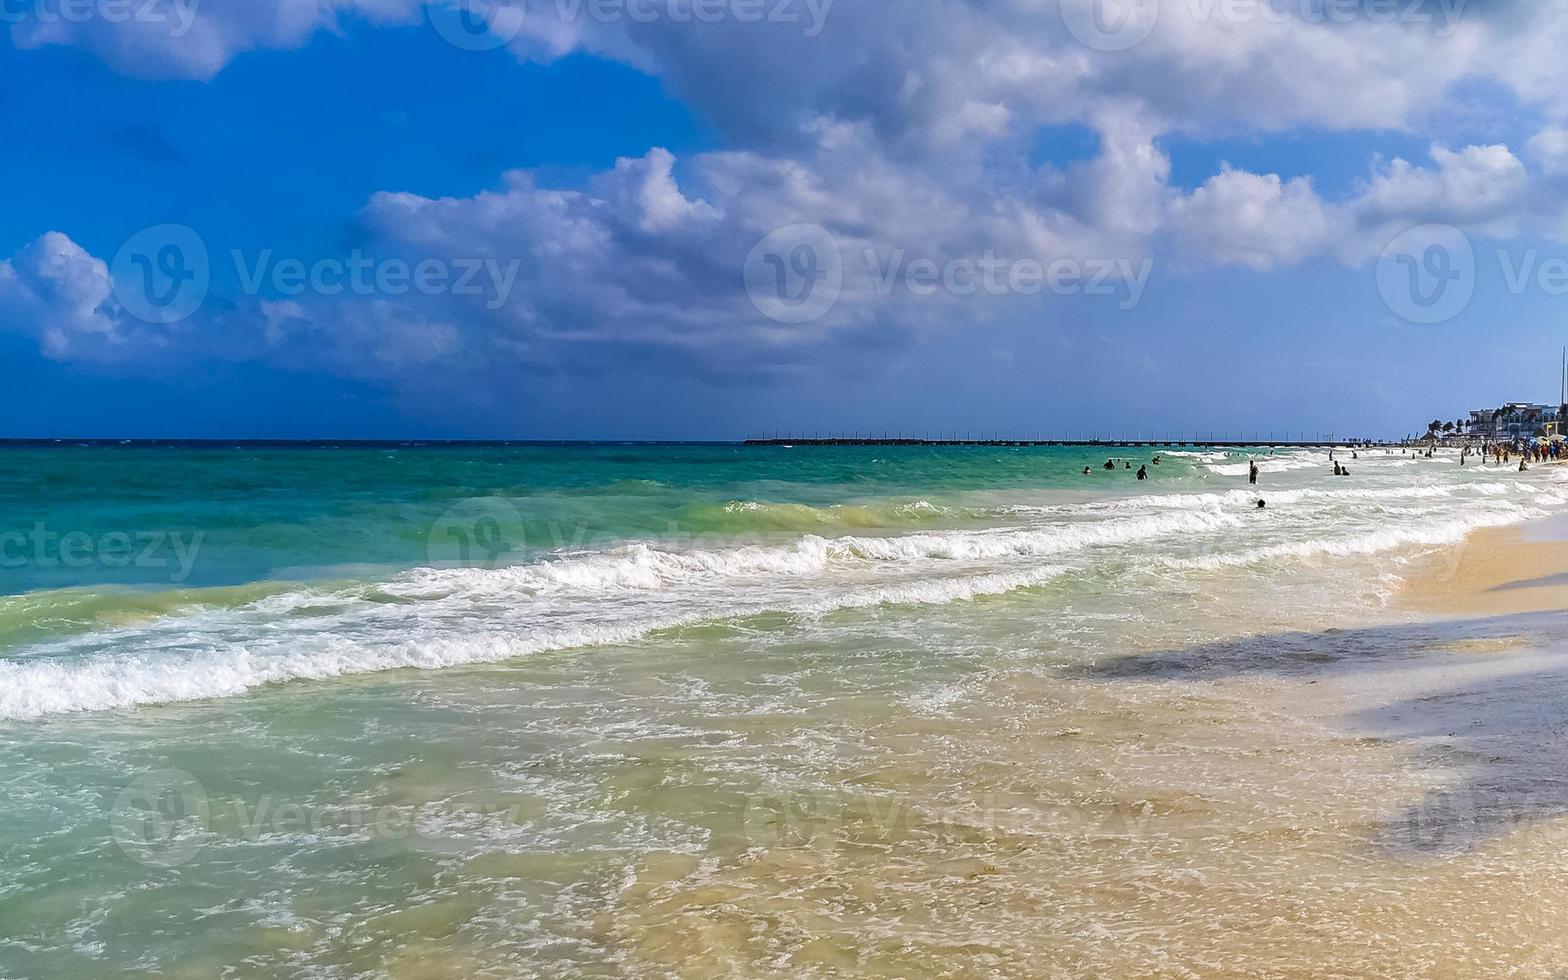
[1077,439,1562,499]
[1081,451,1273,508]
[1084,456,1158,480]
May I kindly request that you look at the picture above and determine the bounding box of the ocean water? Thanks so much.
[4,443,1568,976]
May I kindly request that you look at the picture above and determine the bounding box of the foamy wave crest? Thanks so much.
[7,458,1568,720]
[1153,501,1548,572]
[1088,481,1566,513]
[366,508,1242,603]
[1206,455,1328,477]
[684,498,980,532]
[0,564,1071,721]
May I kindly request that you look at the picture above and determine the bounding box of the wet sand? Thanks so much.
[1402,513,1568,616]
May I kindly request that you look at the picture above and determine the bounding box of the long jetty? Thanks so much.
[744,437,1394,448]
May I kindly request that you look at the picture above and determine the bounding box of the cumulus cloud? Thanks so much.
[1352,144,1529,232]
[4,130,1561,383]
[1167,142,1545,270]
[1527,125,1568,178]
[1169,169,1337,270]
[13,0,1568,392]
[0,232,124,358]
[10,0,1563,142]
[7,0,422,80]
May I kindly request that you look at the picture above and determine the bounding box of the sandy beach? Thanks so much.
[1402,512,1568,616]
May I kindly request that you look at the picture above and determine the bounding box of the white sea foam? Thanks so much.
[0,564,1073,721]
[5,456,1567,720]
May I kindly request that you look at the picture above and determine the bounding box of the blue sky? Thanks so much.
[4,0,1568,439]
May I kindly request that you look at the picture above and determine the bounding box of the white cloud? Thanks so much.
[16,0,1568,386]
[9,0,1557,143]
[1527,125,1568,178]
[1169,169,1336,270]
[8,0,422,80]
[1354,144,1528,226]
[0,232,122,358]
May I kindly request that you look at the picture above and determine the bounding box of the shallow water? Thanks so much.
[4,444,1568,976]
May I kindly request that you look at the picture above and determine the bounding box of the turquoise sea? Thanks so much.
[5,443,1568,976]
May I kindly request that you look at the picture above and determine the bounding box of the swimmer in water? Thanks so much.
[1137,465,1148,480]
[1083,466,1092,475]
[1257,499,1266,509]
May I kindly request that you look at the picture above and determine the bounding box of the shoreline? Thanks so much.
[1401,513,1568,617]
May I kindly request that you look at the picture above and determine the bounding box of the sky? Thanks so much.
[4,0,1568,439]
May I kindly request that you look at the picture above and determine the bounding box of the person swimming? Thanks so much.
[1137,465,1148,480]
[1257,499,1266,509]
[1104,459,1116,470]
[1083,466,1092,475]
[1249,461,1259,485]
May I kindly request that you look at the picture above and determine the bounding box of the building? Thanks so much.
[1465,403,1561,439]
[1468,408,1497,433]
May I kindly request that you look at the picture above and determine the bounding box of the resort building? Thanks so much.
[1465,403,1561,439]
